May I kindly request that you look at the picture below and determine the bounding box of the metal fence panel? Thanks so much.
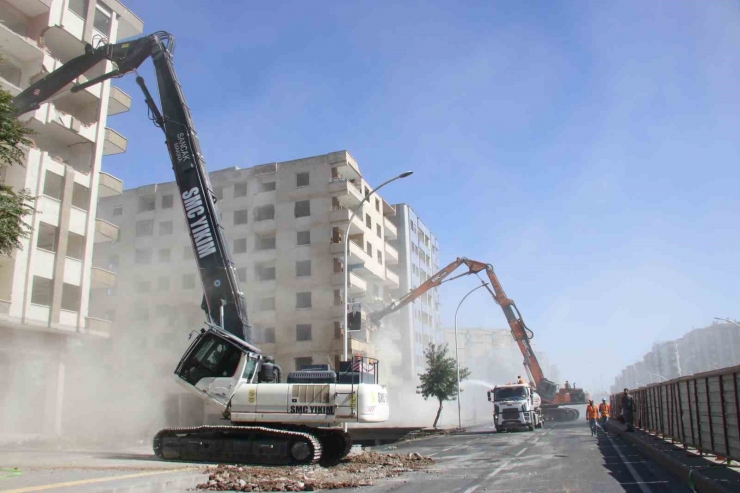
[611,365,740,462]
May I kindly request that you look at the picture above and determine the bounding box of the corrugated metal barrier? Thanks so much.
[610,365,740,463]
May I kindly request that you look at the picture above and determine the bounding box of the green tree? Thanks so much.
[0,87,35,256]
[417,342,471,429]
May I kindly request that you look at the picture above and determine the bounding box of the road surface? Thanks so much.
[0,421,691,492]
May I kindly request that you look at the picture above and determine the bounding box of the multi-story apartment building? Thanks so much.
[0,0,142,435]
[611,321,740,392]
[389,204,441,376]
[93,151,401,384]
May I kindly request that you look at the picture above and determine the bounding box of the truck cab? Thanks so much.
[487,383,542,432]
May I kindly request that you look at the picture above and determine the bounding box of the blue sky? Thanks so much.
[106,0,740,392]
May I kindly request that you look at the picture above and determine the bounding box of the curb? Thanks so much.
[609,423,737,493]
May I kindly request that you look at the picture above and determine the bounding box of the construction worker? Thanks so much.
[621,388,635,432]
[586,399,599,437]
[517,376,525,384]
[599,398,610,433]
[564,380,571,390]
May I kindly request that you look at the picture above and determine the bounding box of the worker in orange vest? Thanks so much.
[517,376,525,384]
[586,399,599,437]
[598,398,610,433]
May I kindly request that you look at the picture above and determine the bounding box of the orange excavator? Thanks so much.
[371,257,587,421]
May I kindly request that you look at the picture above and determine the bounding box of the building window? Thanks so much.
[183,246,194,260]
[409,220,416,233]
[296,292,312,309]
[157,276,170,290]
[135,248,152,265]
[365,214,371,228]
[213,186,224,201]
[158,248,171,262]
[31,276,53,306]
[334,321,342,339]
[136,280,151,293]
[0,58,21,86]
[296,324,312,341]
[135,220,154,238]
[257,297,276,312]
[236,267,247,283]
[256,263,276,281]
[68,0,89,19]
[61,283,81,311]
[296,260,311,277]
[375,197,380,212]
[159,220,173,235]
[138,195,155,213]
[233,238,247,254]
[161,194,173,209]
[366,242,373,257]
[296,172,309,188]
[262,327,276,343]
[255,205,275,221]
[71,183,90,211]
[93,2,112,34]
[256,235,276,250]
[294,357,313,371]
[376,224,382,238]
[260,181,276,192]
[234,181,247,197]
[296,230,310,246]
[377,251,383,265]
[67,232,85,260]
[43,171,64,200]
[36,222,57,252]
[182,274,196,289]
[234,209,249,225]
[112,205,123,216]
[294,200,310,218]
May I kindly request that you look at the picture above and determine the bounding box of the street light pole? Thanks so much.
[453,282,489,430]
[714,317,740,329]
[343,171,413,364]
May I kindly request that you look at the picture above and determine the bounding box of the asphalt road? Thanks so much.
[339,420,693,493]
[0,421,691,493]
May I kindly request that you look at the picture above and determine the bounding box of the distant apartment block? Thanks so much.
[0,0,142,435]
[611,321,740,392]
[93,151,403,378]
[388,204,442,375]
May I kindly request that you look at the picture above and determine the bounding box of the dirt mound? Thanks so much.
[197,451,433,491]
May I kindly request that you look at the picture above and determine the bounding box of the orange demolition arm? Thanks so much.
[371,257,559,402]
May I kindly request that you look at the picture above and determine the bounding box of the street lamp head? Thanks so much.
[398,171,414,178]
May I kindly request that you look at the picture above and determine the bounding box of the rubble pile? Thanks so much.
[197,452,433,491]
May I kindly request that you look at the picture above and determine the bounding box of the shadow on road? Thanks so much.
[594,425,668,493]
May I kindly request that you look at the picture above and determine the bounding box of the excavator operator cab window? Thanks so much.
[177,332,243,386]
[242,356,258,383]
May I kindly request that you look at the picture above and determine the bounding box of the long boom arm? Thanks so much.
[12,32,252,344]
[372,257,558,402]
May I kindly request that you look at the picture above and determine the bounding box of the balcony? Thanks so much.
[107,86,132,116]
[95,218,119,243]
[331,240,371,265]
[332,272,367,295]
[7,0,51,17]
[383,268,400,289]
[98,172,123,197]
[382,198,396,216]
[90,267,116,289]
[0,19,43,62]
[252,163,277,176]
[103,128,127,155]
[384,242,399,265]
[331,304,370,322]
[330,154,361,181]
[328,178,363,208]
[383,217,398,239]
[86,316,112,337]
[329,207,365,235]
[330,337,373,356]
[253,218,277,233]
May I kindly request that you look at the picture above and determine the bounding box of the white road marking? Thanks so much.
[606,433,652,493]
[515,446,529,457]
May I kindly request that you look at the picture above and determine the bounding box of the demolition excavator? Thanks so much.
[371,257,587,421]
[12,32,389,465]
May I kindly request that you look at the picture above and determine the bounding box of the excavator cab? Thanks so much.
[536,378,559,402]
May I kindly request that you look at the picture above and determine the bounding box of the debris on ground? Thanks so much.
[196,451,433,491]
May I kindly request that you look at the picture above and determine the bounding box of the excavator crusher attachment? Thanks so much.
[153,426,322,465]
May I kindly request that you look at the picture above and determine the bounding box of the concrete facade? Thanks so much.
[93,151,402,384]
[388,204,442,376]
[611,321,740,392]
[0,0,142,436]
